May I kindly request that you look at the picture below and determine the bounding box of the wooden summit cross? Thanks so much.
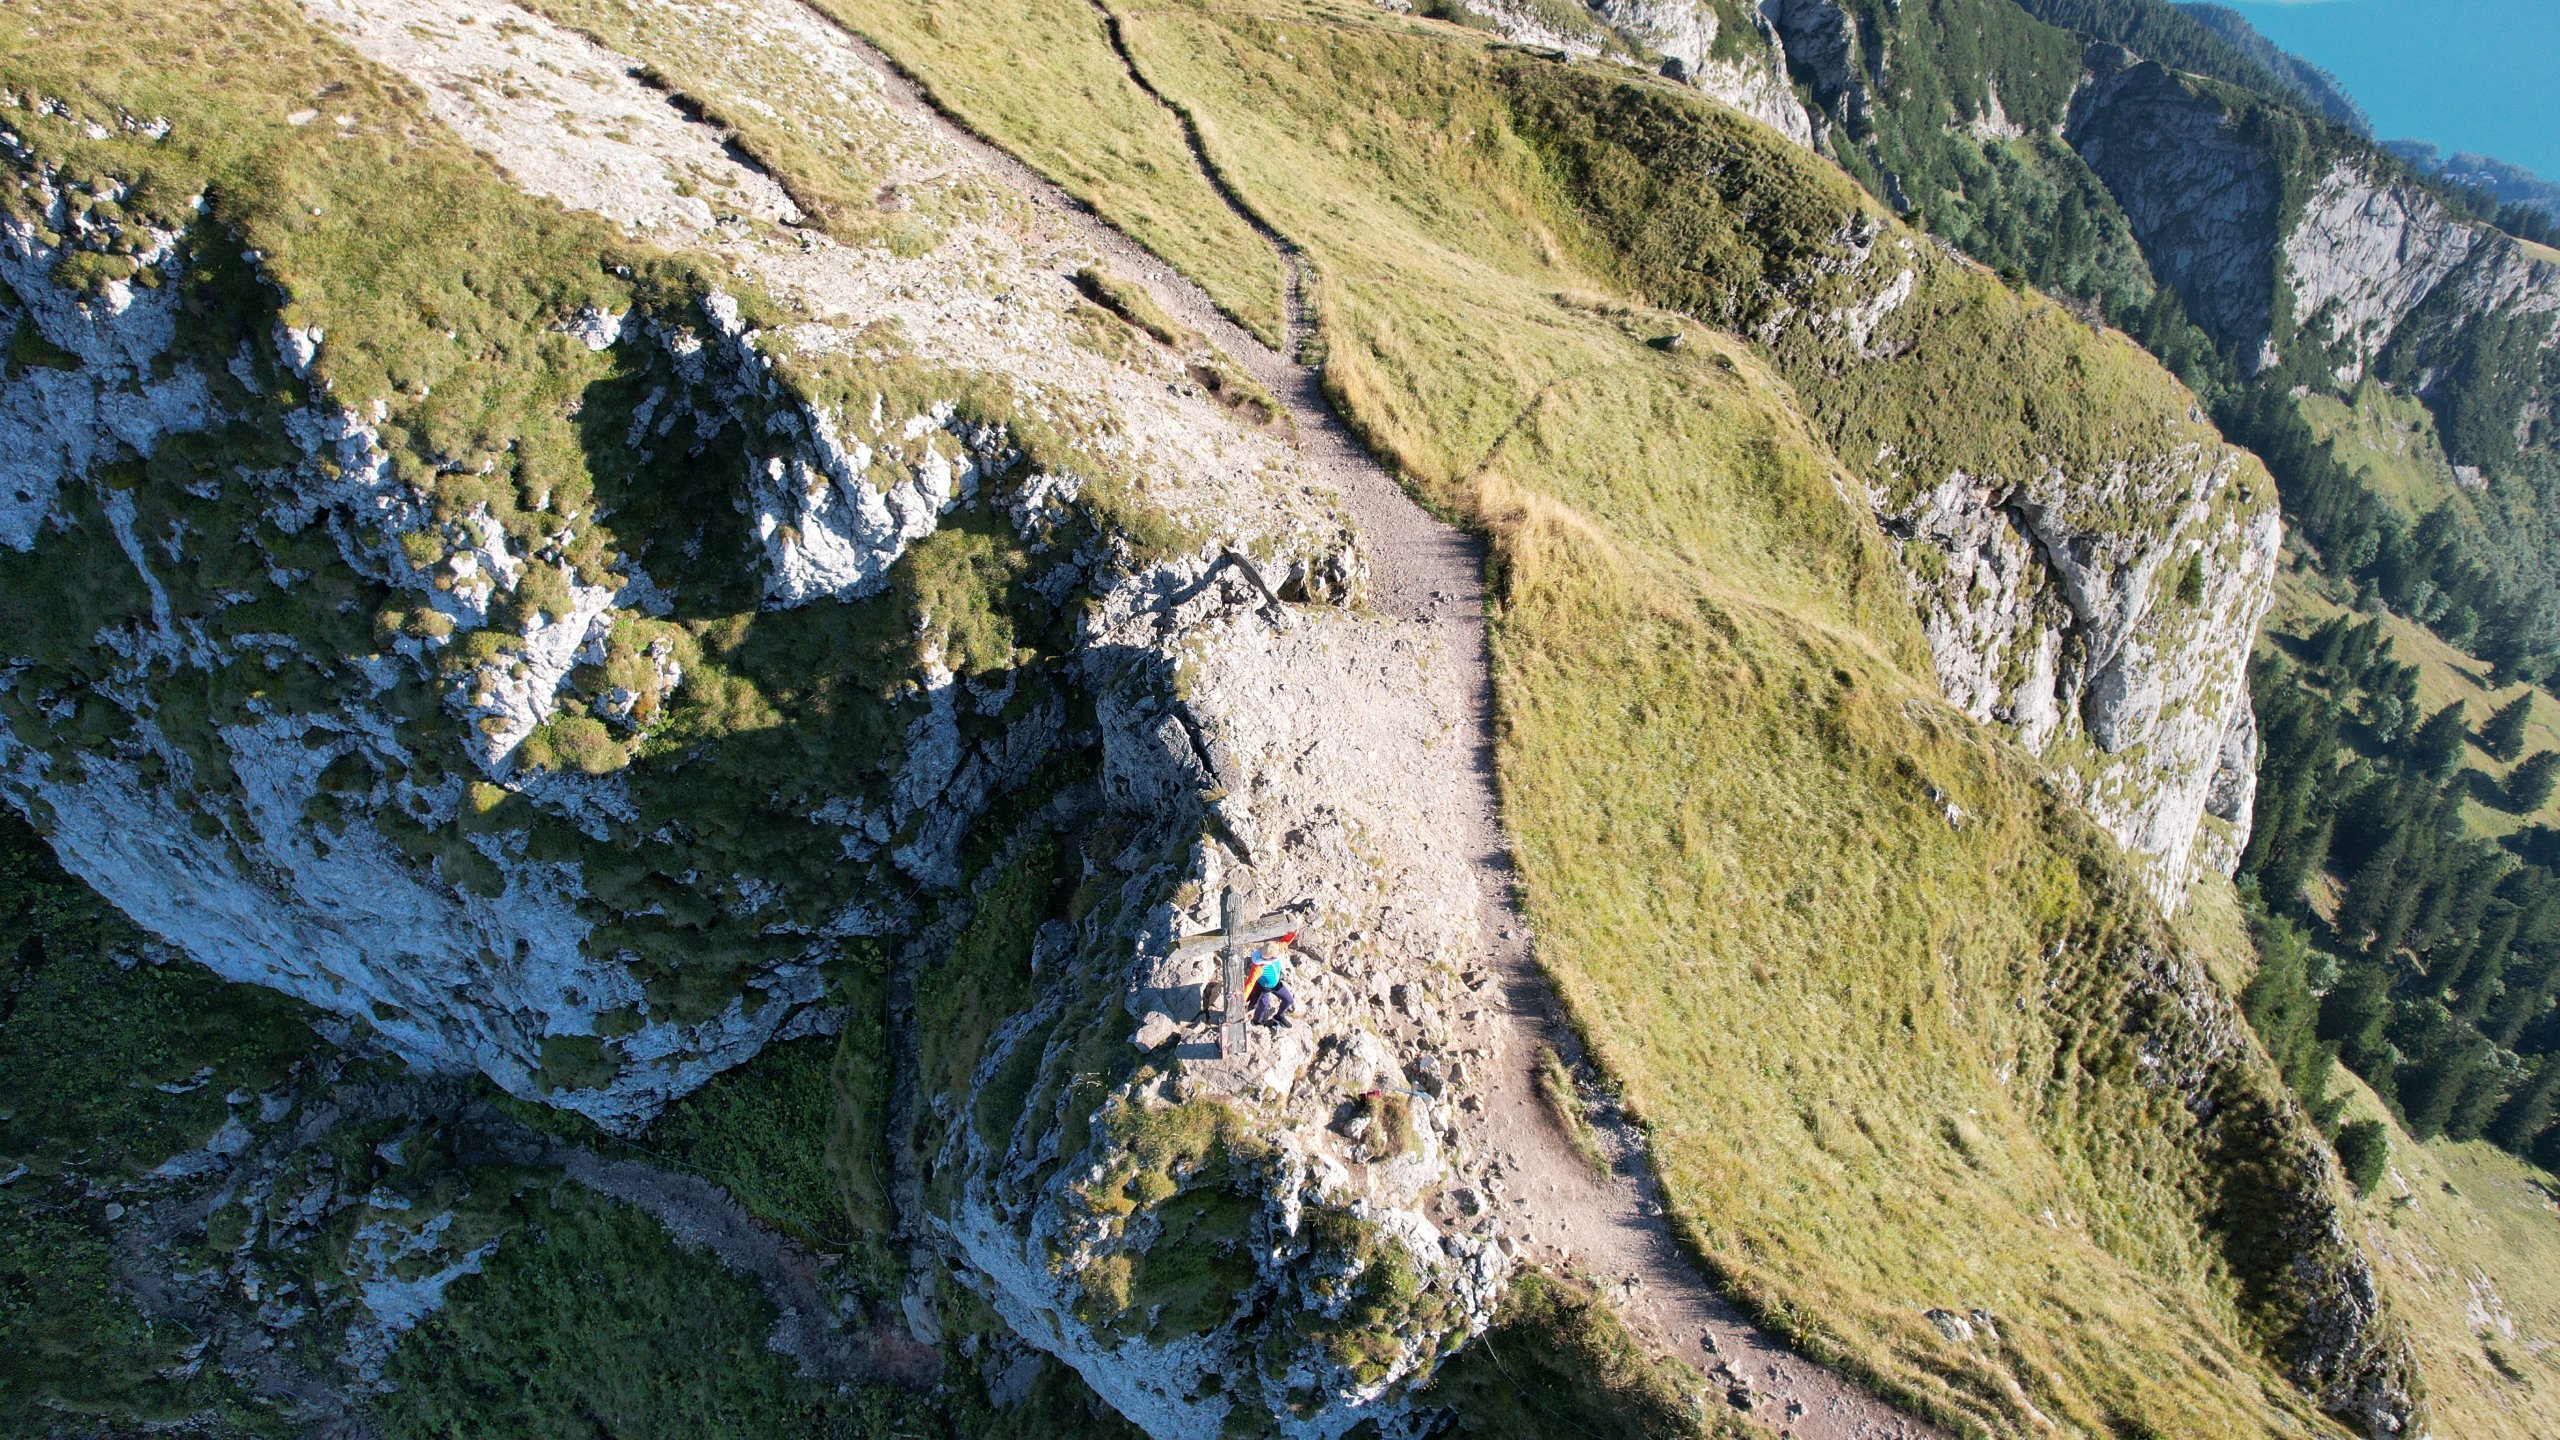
[1163,883,1306,1058]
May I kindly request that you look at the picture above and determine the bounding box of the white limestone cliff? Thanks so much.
[1447,0,1816,147]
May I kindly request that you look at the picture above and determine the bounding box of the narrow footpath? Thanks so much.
[825,14,1941,1437]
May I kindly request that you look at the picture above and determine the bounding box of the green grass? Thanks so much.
[2297,381,2472,521]
[2324,1068,2560,1440]
[917,838,1064,1112]
[846,1,2368,1431]
[640,1033,858,1246]
[0,814,318,1428]
[817,0,1286,344]
[1423,1271,1724,1438]
[377,1185,938,1440]
[1072,263,1186,346]
[0,816,316,1183]
[0,821,1095,1437]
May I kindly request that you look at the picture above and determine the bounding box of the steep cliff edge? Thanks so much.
[2069,43,2560,448]
[1779,223,2281,906]
[0,0,1531,1429]
[2,0,2441,1433]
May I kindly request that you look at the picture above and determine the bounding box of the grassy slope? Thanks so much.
[803,0,1287,344]
[837,0,2363,1432]
[2269,563,2560,838]
[2322,1068,2560,1440]
[2297,383,2473,523]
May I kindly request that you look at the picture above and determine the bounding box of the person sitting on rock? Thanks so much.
[1247,937,1296,1028]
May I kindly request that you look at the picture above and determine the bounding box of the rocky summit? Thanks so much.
[7,2,2557,1439]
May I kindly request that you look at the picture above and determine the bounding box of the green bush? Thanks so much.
[2335,1118,2390,1196]
[518,714,627,776]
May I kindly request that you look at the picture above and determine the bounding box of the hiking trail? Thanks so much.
[828,12,1942,1437]
[296,0,1942,1423]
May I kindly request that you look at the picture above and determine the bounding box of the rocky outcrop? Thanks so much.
[2066,47,2285,372]
[0,158,1104,1129]
[1616,0,1815,147]
[940,551,1514,1437]
[2082,918,2421,1438]
[1771,224,2281,910]
[2067,48,2560,463]
[2280,162,2481,387]
[1450,0,1815,146]
[1879,447,2279,909]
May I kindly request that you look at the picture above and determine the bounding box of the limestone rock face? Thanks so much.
[1451,0,1815,146]
[1788,230,2281,910]
[2066,48,2285,371]
[2281,162,2482,387]
[1769,0,1867,147]
[1881,447,2280,910]
[2069,48,2560,444]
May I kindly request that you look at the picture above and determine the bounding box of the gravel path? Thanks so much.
[824,14,1941,1437]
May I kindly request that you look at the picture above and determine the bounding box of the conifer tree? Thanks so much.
[2334,831,2407,949]
[2446,1059,2512,1143]
[2402,1032,2492,1140]
[2334,1118,2390,1196]
[2406,701,2467,776]
[2481,692,2534,762]
[2319,966,2395,1076]
[2507,750,2560,812]
[2490,1057,2560,1154]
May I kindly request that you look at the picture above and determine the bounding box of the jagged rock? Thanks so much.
[1450,0,1815,146]
[1817,235,2282,909]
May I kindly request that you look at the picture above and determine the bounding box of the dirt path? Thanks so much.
[825,15,1941,1438]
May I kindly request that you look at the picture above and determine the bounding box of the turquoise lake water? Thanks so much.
[2227,0,2560,182]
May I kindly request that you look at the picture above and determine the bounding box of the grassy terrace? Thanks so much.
[831,0,2360,1431]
